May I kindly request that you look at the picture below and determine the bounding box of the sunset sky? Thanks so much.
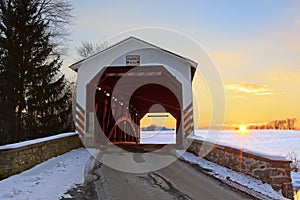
[64,1,300,129]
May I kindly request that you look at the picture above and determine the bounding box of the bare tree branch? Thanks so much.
[76,40,108,59]
[30,0,74,55]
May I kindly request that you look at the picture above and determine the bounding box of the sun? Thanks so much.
[239,125,247,131]
[237,125,249,135]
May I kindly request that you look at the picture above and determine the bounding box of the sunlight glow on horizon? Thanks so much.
[237,125,249,135]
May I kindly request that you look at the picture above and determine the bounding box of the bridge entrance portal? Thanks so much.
[88,65,183,146]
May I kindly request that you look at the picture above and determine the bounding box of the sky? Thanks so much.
[63,0,300,129]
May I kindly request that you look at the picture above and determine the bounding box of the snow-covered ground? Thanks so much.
[1,129,299,199]
[192,129,300,194]
[0,148,92,200]
[141,129,300,194]
[193,129,300,158]
[140,129,300,162]
[292,171,300,190]
[140,130,176,144]
[177,150,289,200]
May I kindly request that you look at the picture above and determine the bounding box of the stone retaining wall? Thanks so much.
[0,133,83,180]
[187,139,293,199]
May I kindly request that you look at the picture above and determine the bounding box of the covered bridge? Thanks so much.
[69,37,197,147]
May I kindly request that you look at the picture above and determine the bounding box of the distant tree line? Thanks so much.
[248,118,297,130]
[0,0,74,145]
[141,125,174,131]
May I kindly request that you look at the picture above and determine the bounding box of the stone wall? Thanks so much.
[187,139,293,199]
[0,133,83,180]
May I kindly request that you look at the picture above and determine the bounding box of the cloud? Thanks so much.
[225,83,277,95]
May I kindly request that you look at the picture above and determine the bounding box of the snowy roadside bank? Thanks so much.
[192,130,300,192]
[0,148,92,200]
[177,150,289,200]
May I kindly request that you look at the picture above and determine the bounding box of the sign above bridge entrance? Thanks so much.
[126,55,140,66]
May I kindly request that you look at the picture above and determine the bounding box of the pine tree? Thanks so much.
[0,0,23,143]
[0,0,73,144]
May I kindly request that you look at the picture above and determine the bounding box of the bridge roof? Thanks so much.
[69,36,198,71]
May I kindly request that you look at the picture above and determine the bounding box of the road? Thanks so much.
[63,145,255,200]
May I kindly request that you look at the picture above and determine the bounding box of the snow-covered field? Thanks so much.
[193,129,300,158]
[192,129,300,193]
[140,130,176,144]
[141,129,300,159]
[0,148,92,200]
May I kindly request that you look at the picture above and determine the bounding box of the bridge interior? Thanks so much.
[93,66,183,145]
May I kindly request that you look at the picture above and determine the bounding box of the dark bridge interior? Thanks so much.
[92,66,183,145]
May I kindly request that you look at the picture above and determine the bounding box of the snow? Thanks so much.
[192,130,300,158]
[1,129,299,199]
[177,150,289,200]
[140,130,176,144]
[0,148,92,200]
[292,172,300,190]
[191,129,300,192]
[0,132,78,150]
[139,129,300,191]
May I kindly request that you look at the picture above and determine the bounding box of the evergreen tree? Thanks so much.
[0,0,73,144]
